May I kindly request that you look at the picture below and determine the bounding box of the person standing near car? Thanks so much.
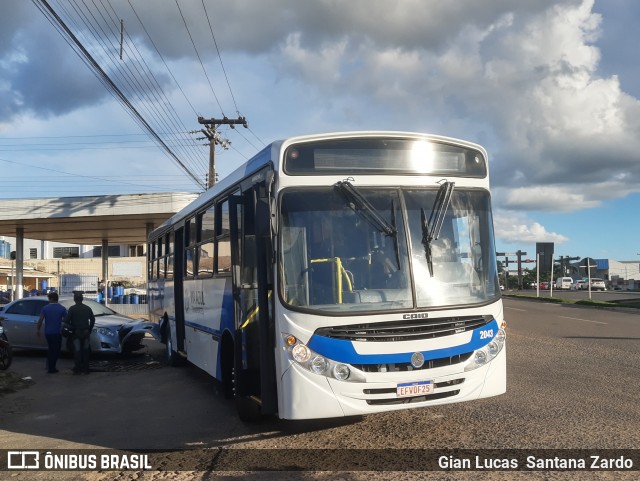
[64,292,95,374]
[36,291,67,374]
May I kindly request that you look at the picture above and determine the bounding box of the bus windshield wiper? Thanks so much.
[334,180,397,237]
[421,180,455,277]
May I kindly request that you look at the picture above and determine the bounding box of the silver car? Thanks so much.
[0,296,159,354]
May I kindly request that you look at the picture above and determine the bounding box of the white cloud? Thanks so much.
[493,210,568,245]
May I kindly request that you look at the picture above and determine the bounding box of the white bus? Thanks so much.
[147,131,506,420]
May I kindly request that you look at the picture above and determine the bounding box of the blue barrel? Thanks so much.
[107,287,113,298]
[41,280,48,291]
[112,295,120,304]
[131,294,139,304]
[123,294,129,304]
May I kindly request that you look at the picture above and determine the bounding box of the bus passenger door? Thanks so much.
[229,181,277,418]
[173,226,186,353]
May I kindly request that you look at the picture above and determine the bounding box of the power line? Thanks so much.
[32,0,206,189]
[126,0,199,117]
[61,0,208,176]
[199,0,266,148]
[175,0,224,115]
[201,0,238,114]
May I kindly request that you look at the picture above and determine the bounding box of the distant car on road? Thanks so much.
[540,281,549,290]
[0,296,159,354]
[572,280,586,290]
[589,278,606,291]
[555,277,573,290]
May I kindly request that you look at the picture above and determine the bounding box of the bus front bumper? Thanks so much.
[278,347,506,420]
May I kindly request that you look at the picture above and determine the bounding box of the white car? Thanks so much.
[589,278,606,291]
[572,280,586,290]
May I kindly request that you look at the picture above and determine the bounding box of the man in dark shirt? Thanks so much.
[36,291,67,373]
[64,292,95,374]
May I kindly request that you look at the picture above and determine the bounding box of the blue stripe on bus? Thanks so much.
[306,319,500,365]
[184,320,222,339]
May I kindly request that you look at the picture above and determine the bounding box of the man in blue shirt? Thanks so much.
[37,292,67,374]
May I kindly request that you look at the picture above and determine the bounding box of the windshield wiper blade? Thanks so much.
[421,180,455,277]
[334,180,397,237]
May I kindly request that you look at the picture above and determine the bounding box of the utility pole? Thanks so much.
[516,250,527,290]
[197,116,248,188]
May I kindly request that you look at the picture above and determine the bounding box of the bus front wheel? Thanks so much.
[165,332,181,367]
[235,394,262,422]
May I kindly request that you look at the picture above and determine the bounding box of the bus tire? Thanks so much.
[165,331,181,367]
[235,395,262,422]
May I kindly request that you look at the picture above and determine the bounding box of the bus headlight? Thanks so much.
[291,344,311,363]
[333,363,351,381]
[464,327,506,371]
[310,355,328,374]
[282,334,364,382]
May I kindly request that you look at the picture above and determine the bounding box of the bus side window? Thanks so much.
[215,199,231,274]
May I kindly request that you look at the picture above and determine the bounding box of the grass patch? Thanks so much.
[504,294,565,304]
[504,293,640,310]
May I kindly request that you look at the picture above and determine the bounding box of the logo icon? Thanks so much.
[8,451,40,470]
[410,352,425,368]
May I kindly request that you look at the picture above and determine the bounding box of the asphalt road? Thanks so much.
[0,298,639,480]
[508,288,640,303]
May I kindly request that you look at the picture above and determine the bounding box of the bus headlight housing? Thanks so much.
[464,327,506,371]
[282,334,364,382]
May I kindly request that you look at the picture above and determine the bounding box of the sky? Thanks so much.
[1,0,639,261]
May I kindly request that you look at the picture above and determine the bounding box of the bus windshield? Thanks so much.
[279,187,499,313]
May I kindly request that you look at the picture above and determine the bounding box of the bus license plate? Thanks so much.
[396,380,433,398]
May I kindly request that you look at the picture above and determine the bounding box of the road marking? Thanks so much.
[559,316,607,325]
[505,306,527,312]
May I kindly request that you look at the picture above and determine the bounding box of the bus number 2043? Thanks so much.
[479,329,494,339]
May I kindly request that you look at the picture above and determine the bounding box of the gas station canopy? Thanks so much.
[0,192,198,245]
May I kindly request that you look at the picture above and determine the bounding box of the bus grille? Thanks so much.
[315,314,492,342]
[353,353,472,373]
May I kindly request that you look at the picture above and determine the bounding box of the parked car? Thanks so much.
[0,296,159,354]
[589,278,606,291]
[572,280,586,290]
[539,281,549,290]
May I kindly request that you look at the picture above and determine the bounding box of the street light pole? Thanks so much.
[536,253,540,297]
